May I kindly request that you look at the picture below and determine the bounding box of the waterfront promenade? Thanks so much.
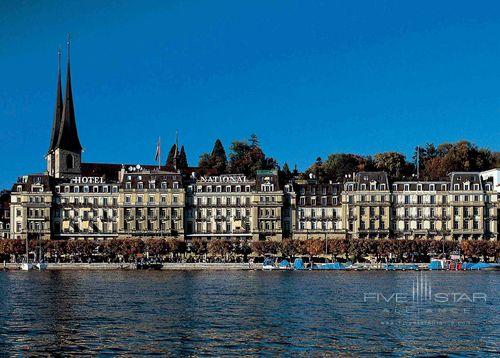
[3,262,434,270]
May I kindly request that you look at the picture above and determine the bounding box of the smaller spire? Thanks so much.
[47,48,63,153]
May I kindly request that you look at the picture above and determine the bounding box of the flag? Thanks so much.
[155,137,161,162]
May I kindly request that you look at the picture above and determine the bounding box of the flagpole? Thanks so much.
[158,137,161,170]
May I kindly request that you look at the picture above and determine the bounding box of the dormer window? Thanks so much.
[161,182,167,189]
[417,184,422,191]
[429,184,435,191]
[216,186,222,193]
[361,184,366,190]
[149,182,155,190]
[404,184,409,191]
[125,182,131,189]
[473,184,479,190]
[137,182,144,190]
[173,182,179,189]
[74,186,80,193]
[380,184,386,190]
[83,186,89,193]
[454,184,459,190]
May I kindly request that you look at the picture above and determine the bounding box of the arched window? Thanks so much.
[66,154,74,169]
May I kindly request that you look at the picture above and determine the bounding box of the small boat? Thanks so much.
[20,262,33,271]
[20,236,32,271]
[314,262,346,270]
[293,258,305,270]
[136,260,163,270]
[278,259,291,270]
[428,259,449,270]
[468,262,500,271]
[262,258,276,270]
[385,264,419,271]
[35,262,48,271]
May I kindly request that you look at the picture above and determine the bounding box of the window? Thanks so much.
[125,182,131,189]
[137,182,144,190]
[404,184,409,191]
[149,182,155,190]
[380,184,386,190]
[173,182,179,189]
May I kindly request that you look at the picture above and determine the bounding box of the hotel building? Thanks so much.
[5,49,499,243]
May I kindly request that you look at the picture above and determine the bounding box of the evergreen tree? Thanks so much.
[177,145,188,170]
[165,144,177,170]
[249,134,259,149]
[211,139,227,174]
[279,162,293,187]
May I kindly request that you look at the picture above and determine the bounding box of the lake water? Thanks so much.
[0,270,498,356]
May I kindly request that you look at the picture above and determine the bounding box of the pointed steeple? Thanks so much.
[56,34,82,152]
[47,49,63,154]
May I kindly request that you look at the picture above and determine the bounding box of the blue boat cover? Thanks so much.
[461,262,475,270]
[470,262,491,270]
[293,258,305,270]
[428,261,443,270]
[263,258,274,266]
[316,262,345,270]
[279,259,290,268]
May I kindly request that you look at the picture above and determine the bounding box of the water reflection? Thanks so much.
[0,271,497,355]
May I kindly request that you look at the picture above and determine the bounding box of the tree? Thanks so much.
[280,239,298,259]
[145,238,168,256]
[227,136,277,177]
[165,144,177,170]
[191,238,208,257]
[198,139,227,175]
[373,152,410,179]
[279,162,293,187]
[211,139,227,174]
[177,145,188,170]
[304,239,325,258]
[208,240,232,260]
[167,239,186,259]
[420,141,495,180]
[319,154,366,182]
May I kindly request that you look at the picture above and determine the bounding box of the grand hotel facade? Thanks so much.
[2,54,499,243]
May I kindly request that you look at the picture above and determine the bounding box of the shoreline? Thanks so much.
[1,262,494,271]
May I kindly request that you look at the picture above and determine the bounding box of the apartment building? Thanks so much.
[342,172,391,239]
[292,178,344,240]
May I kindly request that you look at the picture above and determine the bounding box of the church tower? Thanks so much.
[47,37,83,179]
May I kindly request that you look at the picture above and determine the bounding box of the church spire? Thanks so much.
[56,34,82,152]
[47,48,63,154]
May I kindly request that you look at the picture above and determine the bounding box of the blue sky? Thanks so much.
[1,0,499,188]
